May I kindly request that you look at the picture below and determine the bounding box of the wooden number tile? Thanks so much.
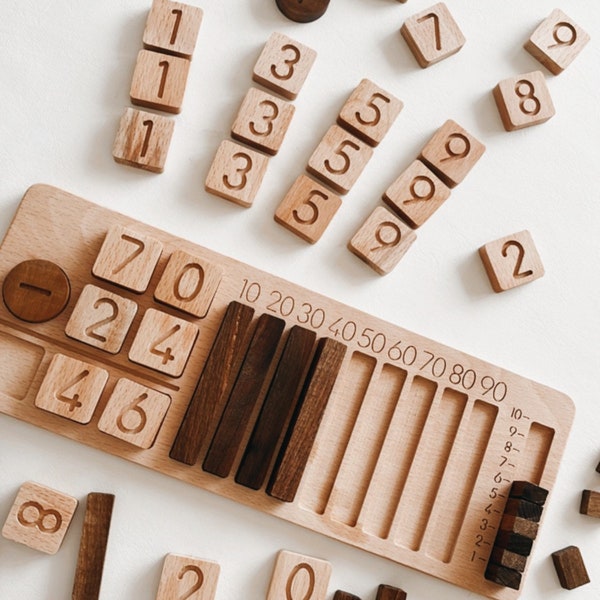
[236,325,317,490]
[92,225,163,293]
[485,563,522,591]
[2,481,78,554]
[65,284,138,354]
[156,554,220,600]
[489,547,527,573]
[170,301,255,465]
[130,49,191,114]
[252,32,317,100]
[580,490,600,518]
[383,159,451,228]
[493,71,555,132]
[334,592,361,600]
[231,87,296,156]
[400,2,466,68]
[72,493,115,600]
[479,230,544,293]
[418,119,485,188]
[376,584,407,600]
[510,480,548,505]
[143,0,203,59]
[154,249,222,318]
[551,546,590,590]
[203,314,285,478]
[266,550,332,600]
[307,125,374,195]
[268,337,346,502]
[274,175,342,244]
[348,206,416,275]
[113,107,175,173]
[2,259,70,323]
[524,9,590,75]
[129,308,198,377]
[275,0,330,23]
[205,139,269,208]
[34,354,108,424]
[337,79,404,147]
[97,379,171,449]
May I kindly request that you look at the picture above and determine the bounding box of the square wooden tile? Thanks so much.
[65,284,138,354]
[34,354,108,423]
[156,553,220,600]
[143,0,203,59]
[2,481,78,554]
[154,249,222,318]
[92,224,163,293]
[113,107,175,174]
[267,550,332,600]
[130,49,191,114]
[97,378,171,449]
[128,308,198,377]
[205,139,269,207]
[252,32,316,100]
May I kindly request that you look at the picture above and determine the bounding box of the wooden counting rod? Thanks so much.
[551,545,590,590]
[71,493,115,600]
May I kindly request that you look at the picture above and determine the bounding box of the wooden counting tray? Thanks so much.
[0,185,574,599]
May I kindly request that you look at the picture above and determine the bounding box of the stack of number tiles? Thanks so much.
[485,481,548,590]
[113,0,203,173]
[205,32,316,208]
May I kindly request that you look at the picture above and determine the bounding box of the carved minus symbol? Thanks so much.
[19,282,52,296]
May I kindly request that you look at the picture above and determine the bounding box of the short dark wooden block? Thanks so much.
[485,563,522,590]
[333,591,362,600]
[376,584,407,600]
[275,0,330,23]
[493,530,533,557]
[71,493,115,600]
[500,514,539,539]
[203,313,285,478]
[503,497,543,522]
[509,481,548,505]
[580,489,600,518]
[267,336,346,502]
[551,546,590,590]
[169,301,255,465]
[490,547,527,573]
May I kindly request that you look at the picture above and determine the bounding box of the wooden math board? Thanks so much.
[0,184,574,599]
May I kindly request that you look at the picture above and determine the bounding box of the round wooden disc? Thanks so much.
[3,259,71,323]
[275,0,330,23]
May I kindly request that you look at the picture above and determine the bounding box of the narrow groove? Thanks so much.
[516,422,555,485]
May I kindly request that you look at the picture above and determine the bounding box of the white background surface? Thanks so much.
[0,1,599,598]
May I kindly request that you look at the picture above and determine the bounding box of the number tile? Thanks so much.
[400,2,466,68]
[348,206,416,276]
[376,584,407,600]
[113,107,175,174]
[274,174,342,244]
[65,284,138,354]
[266,550,332,600]
[551,546,590,590]
[493,71,555,131]
[93,225,163,293]
[252,32,317,100]
[130,49,191,114]
[34,354,109,424]
[307,125,374,195]
[156,554,220,600]
[2,481,78,555]
[418,119,485,188]
[205,139,269,208]
[383,159,451,228]
[128,308,199,377]
[143,0,203,59]
[231,87,296,156]
[154,250,222,318]
[579,489,600,518]
[524,9,590,75]
[478,230,544,293]
[97,378,171,449]
[337,79,403,147]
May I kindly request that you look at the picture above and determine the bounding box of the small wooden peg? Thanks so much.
[2,481,78,555]
[551,546,590,590]
[479,230,544,293]
[580,490,600,518]
[401,2,465,68]
[156,553,220,600]
[524,9,590,75]
[143,0,203,59]
[113,107,175,173]
[266,550,332,600]
[493,71,555,131]
[275,0,331,23]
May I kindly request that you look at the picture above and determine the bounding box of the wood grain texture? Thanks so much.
[71,492,115,600]
[579,489,600,518]
[492,530,533,557]
[1,481,78,555]
[499,515,538,540]
[503,498,543,523]
[267,337,347,502]
[489,547,527,573]
[169,301,255,465]
[236,325,316,490]
[551,546,590,590]
[485,564,522,591]
[509,481,548,505]
[376,584,407,600]
[203,313,285,478]
[333,591,362,600]
[524,9,590,75]
[155,553,220,600]
[266,550,332,600]
[275,0,330,23]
